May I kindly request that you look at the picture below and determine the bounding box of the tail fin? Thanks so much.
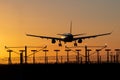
[70,21,72,34]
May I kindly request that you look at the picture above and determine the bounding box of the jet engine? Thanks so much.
[78,39,82,43]
[52,39,56,44]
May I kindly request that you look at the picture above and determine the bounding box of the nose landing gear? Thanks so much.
[58,43,62,47]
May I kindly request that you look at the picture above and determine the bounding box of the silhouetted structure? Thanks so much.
[24,46,27,64]
[54,49,60,63]
[3,45,120,64]
[65,49,71,63]
[31,50,37,64]
[19,50,25,64]
[75,49,81,63]
[96,49,101,63]
[105,49,111,63]
[7,50,13,64]
[43,50,49,64]
[115,49,120,63]
[87,49,91,64]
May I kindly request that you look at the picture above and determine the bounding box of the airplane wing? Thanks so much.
[73,32,112,40]
[26,34,64,41]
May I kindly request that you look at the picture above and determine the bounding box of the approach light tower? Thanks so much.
[96,49,101,64]
[24,46,27,64]
[19,50,25,64]
[31,50,37,64]
[43,50,49,64]
[115,49,120,63]
[65,49,71,63]
[105,49,111,63]
[7,50,13,64]
[54,50,60,63]
[75,49,81,64]
[87,49,92,64]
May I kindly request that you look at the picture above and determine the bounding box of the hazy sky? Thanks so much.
[0,0,120,58]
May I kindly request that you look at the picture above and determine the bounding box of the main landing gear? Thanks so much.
[74,43,77,46]
[58,43,78,47]
[58,43,62,47]
[58,41,62,47]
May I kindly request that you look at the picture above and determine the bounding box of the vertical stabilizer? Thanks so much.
[70,21,72,34]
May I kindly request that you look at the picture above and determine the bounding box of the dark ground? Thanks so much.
[0,63,120,80]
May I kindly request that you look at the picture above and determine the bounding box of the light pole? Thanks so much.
[96,49,101,64]
[65,49,71,63]
[85,45,88,64]
[115,49,120,63]
[31,50,37,64]
[43,50,49,64]
[65,44,107,64]
[75,49,81,64]
[105,49,111,63]
[25,46,27,64]
[7,50,13,64]
[87,49,91,64]
[54,50,60,64]
[19,50,25,64]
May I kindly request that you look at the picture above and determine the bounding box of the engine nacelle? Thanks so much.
[78,39,82,43]
[52,39,56,44]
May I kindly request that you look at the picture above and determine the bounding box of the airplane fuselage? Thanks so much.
[61,33,73,42]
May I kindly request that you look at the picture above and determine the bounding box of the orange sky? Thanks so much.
[0,0,120,61]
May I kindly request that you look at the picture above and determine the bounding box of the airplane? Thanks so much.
[26,22,112,47]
